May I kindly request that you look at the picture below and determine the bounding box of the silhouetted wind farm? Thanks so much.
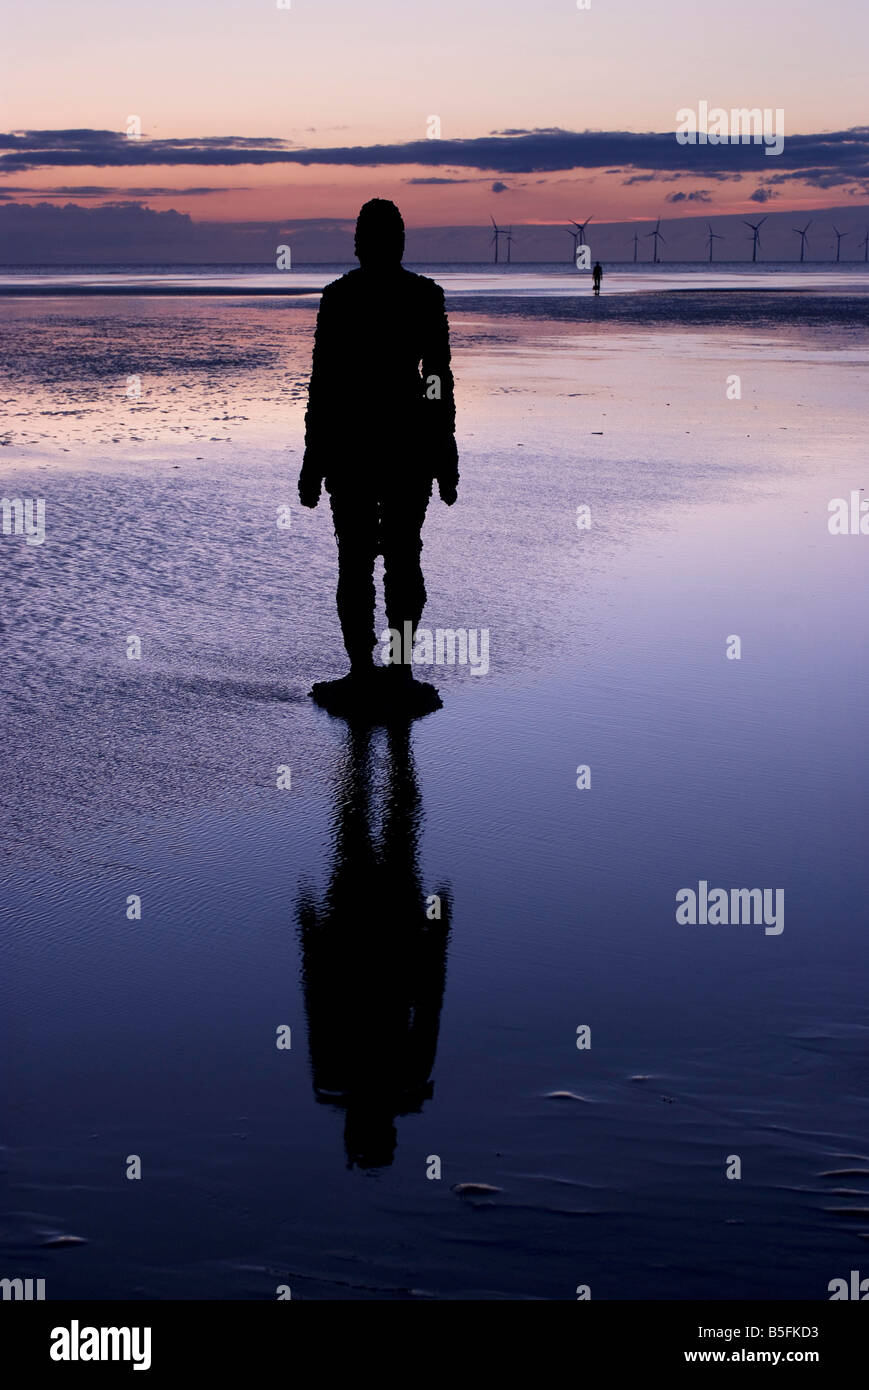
[492,209,869,263]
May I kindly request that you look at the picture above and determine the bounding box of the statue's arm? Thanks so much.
[423,286,459,503]
[299,288,337,506]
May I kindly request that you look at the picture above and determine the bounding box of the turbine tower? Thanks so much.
[861,228,869,264]
[645,217,665,264]
[505,226,515,264]
[570,215,594,246]
[490,215,506,264]
[832,226,849,263]
[566,226,580,264]
[628,232,640,263]
[793,221,812,263]
[706,222,725,263]
[743,216,766,263]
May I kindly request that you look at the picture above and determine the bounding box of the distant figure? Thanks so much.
[592,262,603,295]
[299,199,458,695]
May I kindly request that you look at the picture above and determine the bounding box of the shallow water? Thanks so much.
[4,260,869,298]
[1,290,867,1298]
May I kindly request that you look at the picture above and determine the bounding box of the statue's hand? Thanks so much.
[298,461,322,509]
[438,480,458,507]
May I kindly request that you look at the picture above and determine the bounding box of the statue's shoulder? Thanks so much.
[405,269,444,296]
[399,270,445,310]
[321,269,361,298]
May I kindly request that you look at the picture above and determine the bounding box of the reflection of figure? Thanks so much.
[299,199,458,688]
[592,262,602,296]
[296,721,451,1169]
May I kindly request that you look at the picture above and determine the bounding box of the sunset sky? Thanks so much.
[2,0,868,228]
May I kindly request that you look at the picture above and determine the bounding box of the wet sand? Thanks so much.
[1,282,867,1298]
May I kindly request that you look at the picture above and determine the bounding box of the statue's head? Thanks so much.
[354,198,405,269]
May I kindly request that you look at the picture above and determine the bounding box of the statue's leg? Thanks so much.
[329,488,379,670]
[380,480,432,676]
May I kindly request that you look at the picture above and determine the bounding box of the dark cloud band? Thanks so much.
[1,127,867,189]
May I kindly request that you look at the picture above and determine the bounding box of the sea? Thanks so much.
[1,261,867,1299]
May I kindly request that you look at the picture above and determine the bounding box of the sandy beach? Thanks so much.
[1,273,867,1299]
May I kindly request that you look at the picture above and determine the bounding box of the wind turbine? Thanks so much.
[504,226,516,264]
[706,222,725,263]
[627,231,640,263]
[832,226,849,263]
[861,228,869,264]
[645,217,665,264]
[743,216,766,263]
[490,215,506,264]
[793,220,812,263]
[570,215,594,246]
[566,226,581,263]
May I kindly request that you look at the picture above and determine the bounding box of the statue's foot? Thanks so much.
[310,665,442,719]
[310,665,371,699]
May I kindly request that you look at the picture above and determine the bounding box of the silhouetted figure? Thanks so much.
[299,200,458,702]
[296,721,451,1169]
[592,262,602,296]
